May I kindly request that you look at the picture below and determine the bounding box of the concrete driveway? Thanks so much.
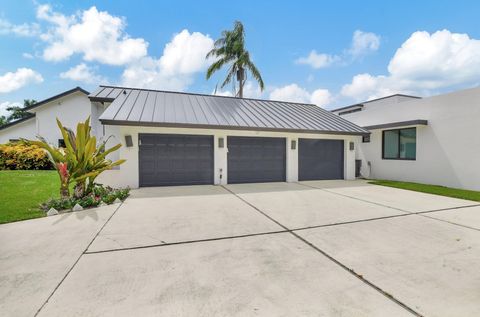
[2,180,480,317]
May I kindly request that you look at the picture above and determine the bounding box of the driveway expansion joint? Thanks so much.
[221,185,423,317]
[84,229,289,254]
[297,182,480,232]
[34,202,124,317]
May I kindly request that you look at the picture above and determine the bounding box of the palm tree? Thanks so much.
[206,21,264,98]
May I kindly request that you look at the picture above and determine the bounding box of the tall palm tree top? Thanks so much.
[206,21,264,98]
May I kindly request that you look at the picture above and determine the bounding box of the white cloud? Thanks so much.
[341,30,480,101]
[269,83,331,107]
[310,89,332,107]
[121,29,213,90]
[349,30,380,57]
[37,4,148,65]
[0,68,43,93]
[0,18,40,37]
[22,53,34,59]
[296,30,380,69]
[60,63,106,84]
[295,51,339,69]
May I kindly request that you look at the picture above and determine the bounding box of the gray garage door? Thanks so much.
[139,134,214,187]
[227,136,286,184]
[299,139,344,180]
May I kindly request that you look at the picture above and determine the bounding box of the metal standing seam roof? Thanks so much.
[89,85,369,136]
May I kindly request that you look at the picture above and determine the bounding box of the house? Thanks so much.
[89,85,368,188]
[332,86,480,191]
[0,87,91,145]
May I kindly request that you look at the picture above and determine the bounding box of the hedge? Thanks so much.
[0,141,53,170]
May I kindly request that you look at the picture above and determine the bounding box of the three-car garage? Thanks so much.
[92,86,368,189]
[138,133,346,187]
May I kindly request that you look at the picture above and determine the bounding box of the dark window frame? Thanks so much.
[362,135,370,143]
[382,127,416,160]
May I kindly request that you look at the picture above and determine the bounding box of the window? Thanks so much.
[382,128,416,160]
[58,139,66,148]
[362,135,370,143]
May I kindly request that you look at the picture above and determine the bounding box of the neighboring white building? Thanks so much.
[332,86,480,191]
[0,87,91,145]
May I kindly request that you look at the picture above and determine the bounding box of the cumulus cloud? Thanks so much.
[341,30,480,101]
[269,83,331,107]
[296,30,380,69]
[37,4,148,65]
[121,29,213,90]
[60,63,106,84]
[0,18,40,37]
[349,30,381,57]
[295,51,339,69]
[0,68,43,93]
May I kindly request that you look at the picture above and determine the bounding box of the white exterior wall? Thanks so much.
[340,86,480,190]
[32,92,91,144]
[0,118,36,143]
[0,91,91,145]
[96,125,359,189]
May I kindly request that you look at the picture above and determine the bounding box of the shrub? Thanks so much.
[0,141,53,170]
[40,184,130,211]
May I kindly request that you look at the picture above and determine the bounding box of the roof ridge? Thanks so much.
[97,85,319,107]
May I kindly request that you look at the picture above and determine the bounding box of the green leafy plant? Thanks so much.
[31,117,125,199]
[206,20,264,97]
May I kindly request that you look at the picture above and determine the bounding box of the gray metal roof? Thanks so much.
[90,85,369,136]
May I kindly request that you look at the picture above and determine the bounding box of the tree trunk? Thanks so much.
[237,68,244,98]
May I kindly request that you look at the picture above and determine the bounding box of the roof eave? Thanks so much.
[364,119,428,130]
[23,87,90,112]
[99,119,370,136]
[0,114,36,131]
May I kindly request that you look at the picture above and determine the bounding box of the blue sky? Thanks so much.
[1,0,480,114]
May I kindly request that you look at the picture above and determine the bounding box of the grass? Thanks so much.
[368,179,480,202]
[0,170,59,224]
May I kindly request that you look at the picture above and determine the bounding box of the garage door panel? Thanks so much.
[139,134,214,187]
[228,136,286,184]
[299,139,344,181]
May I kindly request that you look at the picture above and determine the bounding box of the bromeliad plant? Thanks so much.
[31,117,125,199]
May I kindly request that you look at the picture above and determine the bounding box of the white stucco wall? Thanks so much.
[96,125,359,189]
[340,86,480,190]
[0,118,37,143]
[32,92,91,144]
[0,91,91,145]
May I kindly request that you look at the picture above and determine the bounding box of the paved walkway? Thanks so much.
[2,180,480,316]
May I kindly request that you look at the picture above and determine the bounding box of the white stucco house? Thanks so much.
[0,87,91,145]
[0,85,368,188]
[332,86,480,191]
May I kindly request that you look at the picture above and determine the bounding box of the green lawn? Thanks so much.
[368,179,480,202]
[0,170,59,224]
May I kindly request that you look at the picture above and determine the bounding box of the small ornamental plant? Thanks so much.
[32,117,129,213]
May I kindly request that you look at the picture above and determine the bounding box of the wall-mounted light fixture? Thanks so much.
[349,141,355,151]
[125,135,133,147]
[291,140,297,150]
[218,137,224,148]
